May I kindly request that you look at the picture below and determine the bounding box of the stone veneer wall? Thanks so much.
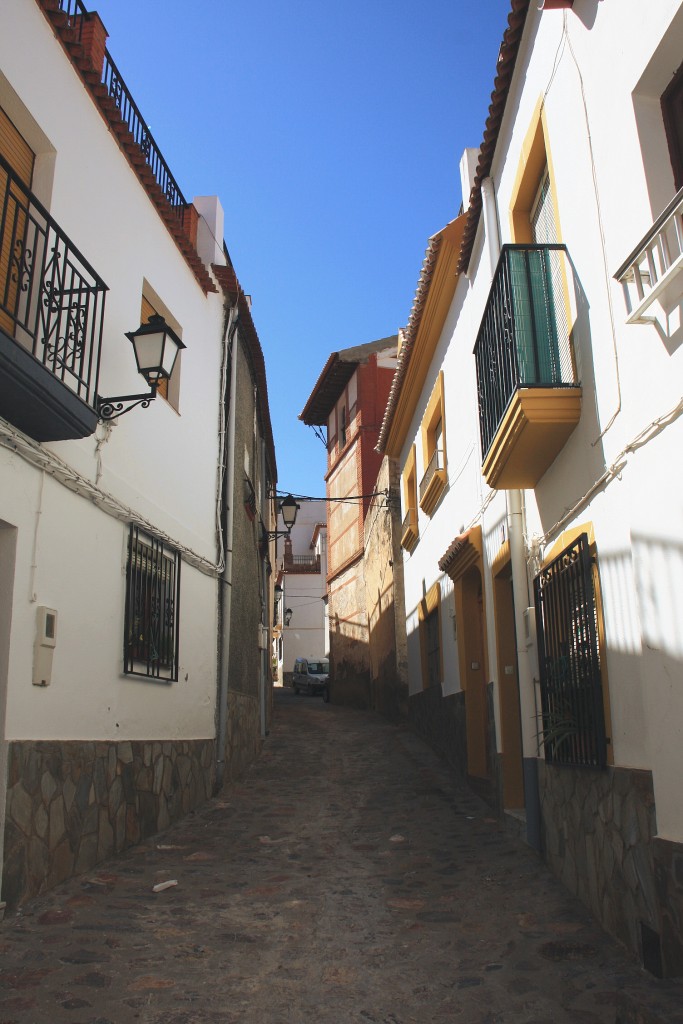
[652,838,683,977]
[538,761,683,977]
[408,688,467,779]
[2,737,215,909]
[224,691,262,782]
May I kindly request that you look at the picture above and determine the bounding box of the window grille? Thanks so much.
[534,533,606,768]
[124,525,180,681]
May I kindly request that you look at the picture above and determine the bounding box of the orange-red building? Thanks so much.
[300,337,397,706]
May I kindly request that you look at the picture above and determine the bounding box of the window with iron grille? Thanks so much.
[533,533,607,769]
[124,524,181,681]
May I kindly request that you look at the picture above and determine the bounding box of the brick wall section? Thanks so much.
[182,202,199,249]
[328,558,371,708]
[363,457,409,720]
[2,737,215,908]
[78,12,107,76]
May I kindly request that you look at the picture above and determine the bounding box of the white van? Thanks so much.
[292,657,330,699]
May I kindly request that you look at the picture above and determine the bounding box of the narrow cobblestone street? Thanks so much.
[1,690,681,1024]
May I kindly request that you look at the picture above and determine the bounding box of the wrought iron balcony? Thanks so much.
[615,186,683,325]
[401,508,418,552]
[102,51,187,219]
[0,152,107,440]
[283,552,321,574]
[54,0,187,221]
[474,244,581,489]
[419,448,446,515]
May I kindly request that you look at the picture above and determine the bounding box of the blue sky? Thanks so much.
[91,1,509,499]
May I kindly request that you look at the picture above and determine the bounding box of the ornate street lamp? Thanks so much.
[97,314,186,421]
[264,493,301,541]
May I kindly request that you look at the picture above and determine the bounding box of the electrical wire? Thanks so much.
[540,394,683,546]
[275,488,389,504]
[0,418,222,578]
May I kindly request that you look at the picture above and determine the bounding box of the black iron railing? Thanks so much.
[0,152,107,406]
[474,244,576,459]
[534,533,606,769]
[402,509,415,536]
[284,553,321,572]
[54,0,187,219]
[54,0,89,37]
[102,51,187,217]
[419,448,443,502]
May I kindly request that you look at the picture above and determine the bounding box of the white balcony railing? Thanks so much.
[615,187,683,325]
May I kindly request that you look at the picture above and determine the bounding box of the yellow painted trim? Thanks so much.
[508,98,563,245]
[419,470,447,518]
[491,546,525,807]
[418,580,443,689]
[441,524,484,583]
[418,370,447,516]
[420,370,446,468]
[539,524,613,767]
[491,538,511,578]
[384,214,466,458]
[401,444,419,550]
[542,521,595,565]
[452,548,490,779]
[481,386,582,490]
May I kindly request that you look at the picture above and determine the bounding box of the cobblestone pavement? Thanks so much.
[1,689,682,1024]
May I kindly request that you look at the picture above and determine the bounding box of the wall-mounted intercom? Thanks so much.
[33,606,57,687]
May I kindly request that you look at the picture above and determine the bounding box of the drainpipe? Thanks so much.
[481,177,501,281]
[260,437,269,740]
[481,177,541,850]
[216,305,239,791]
[507,491,541,850]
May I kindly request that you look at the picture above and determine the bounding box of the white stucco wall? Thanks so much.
[279,500,327,670]
[398,0,683,838]
[0,0,226,742]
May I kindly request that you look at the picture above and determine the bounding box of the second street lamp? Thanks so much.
[264,493,301,541]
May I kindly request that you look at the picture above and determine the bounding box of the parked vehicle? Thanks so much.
[292,657,329,698]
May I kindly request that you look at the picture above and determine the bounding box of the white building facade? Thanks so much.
[0,0,277,907]
[380,0,683,977]
[275,499,327,684]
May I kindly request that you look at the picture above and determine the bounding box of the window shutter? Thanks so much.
[0,107,34,187]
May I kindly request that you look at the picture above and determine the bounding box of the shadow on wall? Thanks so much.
[328,594,408,717]
[536,258,606,534]
[368,584,409,721]
[328,611,372,709]
[542,533,683,977]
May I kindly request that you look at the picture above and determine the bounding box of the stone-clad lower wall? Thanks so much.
[225,691,262,782]
[2,737,215,909]
[538,761,683,977]
[408,688,467,779]
[652,837,683,977]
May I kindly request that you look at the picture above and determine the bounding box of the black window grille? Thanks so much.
[425,607,441,688]
[534,533,606,768]
[124,525,181,681]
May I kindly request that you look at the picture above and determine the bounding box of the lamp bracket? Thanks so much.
[263,526,292,541]
[96,389,157,421]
